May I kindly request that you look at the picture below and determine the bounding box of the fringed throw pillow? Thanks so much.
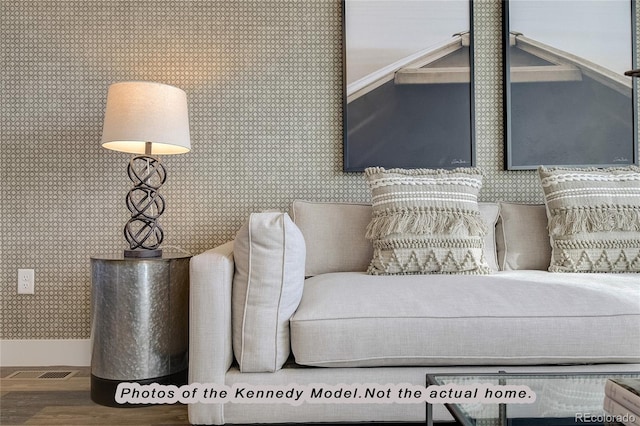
[538,165,640,273]
[364,167,491,275]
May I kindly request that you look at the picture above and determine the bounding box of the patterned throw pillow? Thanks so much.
[364,167,490,275]
[538,166,640,273]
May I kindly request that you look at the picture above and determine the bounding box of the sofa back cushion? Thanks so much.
[292,200,499,275]
[291,200,373,276]
[496,202,552,270]
[232,212,306,372]
[479,203,500,271]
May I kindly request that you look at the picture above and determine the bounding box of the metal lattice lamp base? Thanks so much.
[123,154,166,258]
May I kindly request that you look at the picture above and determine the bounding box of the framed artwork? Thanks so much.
[343,0,474,172]
[504,0,638,170]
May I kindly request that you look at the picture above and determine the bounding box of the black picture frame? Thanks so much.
[343,0,475,172]
[503,0,638,170]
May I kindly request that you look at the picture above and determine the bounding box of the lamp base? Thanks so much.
[124,248,163,258]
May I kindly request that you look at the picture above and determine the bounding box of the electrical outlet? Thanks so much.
[17,269,35,294]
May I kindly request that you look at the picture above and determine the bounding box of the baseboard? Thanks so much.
[0,339,91,367]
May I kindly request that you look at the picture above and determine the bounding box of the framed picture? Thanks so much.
[504,0,638,170]
[343,0,474,172]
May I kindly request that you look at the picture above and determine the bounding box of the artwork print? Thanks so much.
[343,0,474,171]
[504,0,637,169]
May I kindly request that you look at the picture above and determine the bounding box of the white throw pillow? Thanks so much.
[232,212,306,372]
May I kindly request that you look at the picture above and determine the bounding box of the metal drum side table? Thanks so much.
[90,253,190,407]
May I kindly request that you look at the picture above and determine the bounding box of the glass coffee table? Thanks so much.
[426,372,640,426]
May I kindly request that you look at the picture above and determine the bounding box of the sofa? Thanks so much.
[188,167,640,425]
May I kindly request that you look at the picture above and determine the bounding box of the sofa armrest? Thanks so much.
[188,241,234,425]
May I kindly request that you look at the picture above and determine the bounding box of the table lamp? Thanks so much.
[101,81,191,258]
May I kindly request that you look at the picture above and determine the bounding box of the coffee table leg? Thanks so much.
[426,401,433,426]
[498,373,507,426]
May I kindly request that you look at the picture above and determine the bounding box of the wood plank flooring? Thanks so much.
[0,367,189,425]
[1,367,430,425]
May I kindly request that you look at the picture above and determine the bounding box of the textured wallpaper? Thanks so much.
[0,1,637,339]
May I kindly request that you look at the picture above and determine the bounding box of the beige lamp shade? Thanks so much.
[101,81,191,155]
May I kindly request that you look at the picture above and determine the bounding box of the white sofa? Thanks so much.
[188,200,640,425]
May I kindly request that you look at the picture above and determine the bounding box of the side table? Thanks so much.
[90,253,191,407]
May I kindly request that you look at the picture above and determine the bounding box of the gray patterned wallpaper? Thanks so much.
[0,1,638,339]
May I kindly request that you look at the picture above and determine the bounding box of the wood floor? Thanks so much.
[1,367,429,425]
[0,366,190,425]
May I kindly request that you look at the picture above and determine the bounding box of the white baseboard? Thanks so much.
[0,339,91,367]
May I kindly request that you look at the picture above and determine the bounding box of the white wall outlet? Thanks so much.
[17,269,35,294]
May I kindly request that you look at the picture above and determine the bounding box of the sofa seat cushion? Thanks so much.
[290,271,640,367]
